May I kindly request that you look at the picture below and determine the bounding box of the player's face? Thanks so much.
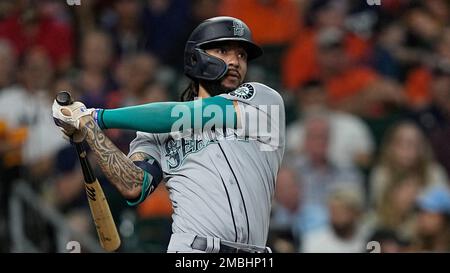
[205,42,248,90]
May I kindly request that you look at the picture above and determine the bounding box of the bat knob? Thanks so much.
[56,91,73,106]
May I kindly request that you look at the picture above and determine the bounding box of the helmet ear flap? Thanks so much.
[191,54,197,65]
[185,48,228,81]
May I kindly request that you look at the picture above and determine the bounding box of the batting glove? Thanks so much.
[52,100,94,141]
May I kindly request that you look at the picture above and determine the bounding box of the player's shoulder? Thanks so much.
[134,131,168,143]
[229,82,284,104]
[236,82,279,96]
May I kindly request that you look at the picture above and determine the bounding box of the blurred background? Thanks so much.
[1,0,450,253]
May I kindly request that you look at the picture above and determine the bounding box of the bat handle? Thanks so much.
[55,92,91,176]
[56,91,73,106]
[74,142,96,184]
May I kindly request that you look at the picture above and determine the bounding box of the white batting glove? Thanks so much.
[52,100,94,141]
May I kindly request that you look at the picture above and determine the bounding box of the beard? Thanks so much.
[332,222,356,239]
[200,79,237,97]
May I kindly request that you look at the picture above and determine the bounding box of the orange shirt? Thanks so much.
[0,120,27,167]
[281,30,317,90]
[219,0,302,45]
[282,30,371,90]
[326,67,378,103]
[405,67,432,108]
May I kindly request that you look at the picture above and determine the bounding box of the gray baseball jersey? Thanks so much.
[128,82,285,248]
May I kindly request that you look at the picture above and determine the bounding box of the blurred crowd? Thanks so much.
[0,0,450,253]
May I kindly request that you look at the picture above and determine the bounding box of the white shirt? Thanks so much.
[0,86,66,164]
[287,111,374,167]
[302,225,367,253]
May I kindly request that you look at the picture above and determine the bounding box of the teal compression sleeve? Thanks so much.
[97,96,237,133]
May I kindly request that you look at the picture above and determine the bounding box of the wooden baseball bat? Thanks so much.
[56,91,121,252]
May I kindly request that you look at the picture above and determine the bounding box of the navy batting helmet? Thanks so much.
[184,16,263,81]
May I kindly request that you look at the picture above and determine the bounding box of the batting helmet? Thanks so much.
[184,16,263,81]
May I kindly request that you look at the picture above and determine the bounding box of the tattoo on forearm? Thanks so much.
[129,152,149,162]
[83,119,144,194]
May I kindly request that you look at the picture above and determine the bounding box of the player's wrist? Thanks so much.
[70,127,87,143]
[92,108,106,129]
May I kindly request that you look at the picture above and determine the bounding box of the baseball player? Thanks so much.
[52,16,285,253]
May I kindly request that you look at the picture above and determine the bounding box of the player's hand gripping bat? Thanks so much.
[56,91,121,252]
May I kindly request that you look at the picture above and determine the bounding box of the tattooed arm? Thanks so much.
[78,115,148,200]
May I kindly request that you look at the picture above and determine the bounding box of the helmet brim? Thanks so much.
[197,38,263,61]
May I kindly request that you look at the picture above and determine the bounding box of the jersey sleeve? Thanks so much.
[219,82,286,151]
[128,131,162,161]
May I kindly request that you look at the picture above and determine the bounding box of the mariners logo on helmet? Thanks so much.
[233,20,245,37]
[230,83,255,100]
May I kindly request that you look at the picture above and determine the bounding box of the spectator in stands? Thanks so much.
[291,113,364,235]
[112,53,159,107]
[427,0,450,24]
[407,62,450,176]
[78,30,117,108]
[405,28,450,109]
[372,21,409,81]
[404,4,443,54]
[140,0,191,67]
[365,173,420,245]
[0,0,74,72]
[286,80,375,168]
[317,27,405,117]
[410,185,450,252]
[103,0,146,56]
[219,0,303,84]
[142,82,170,103]
[0,39,16,90]
[0,48,66,252]
[367,228,409,253]
[282,0,372,91]
[369,121,448,208]
[219,0,302,46]
[0,40,20,170]
[0,48,65,179]
[0,38,18,252]
[302,185,367,253]
[101,0,146,58]
[269,166,302,252]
